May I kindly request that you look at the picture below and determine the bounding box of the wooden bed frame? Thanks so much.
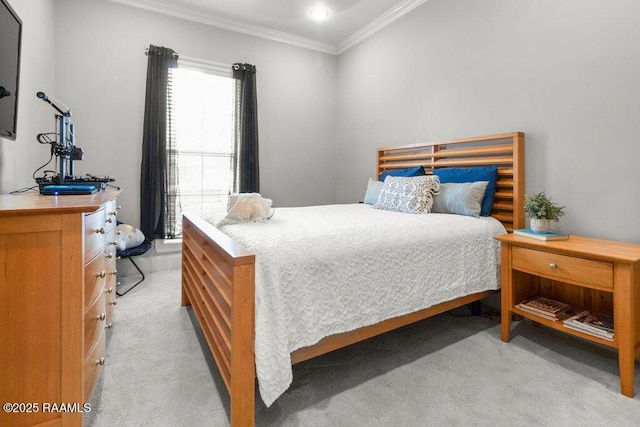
[181,132,525,426]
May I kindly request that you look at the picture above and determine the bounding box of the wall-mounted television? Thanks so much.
[0,0,22,141]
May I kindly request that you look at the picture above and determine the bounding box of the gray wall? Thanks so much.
[0,0,56,193]
[49,0,337,225]
[337,0,640,243]
[4,0,639,245]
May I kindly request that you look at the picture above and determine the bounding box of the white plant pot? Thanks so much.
[530,218,552,233]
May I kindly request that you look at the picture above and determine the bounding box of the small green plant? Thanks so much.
[524,191,565,221]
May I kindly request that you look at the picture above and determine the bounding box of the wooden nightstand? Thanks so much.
[495,233,640,397]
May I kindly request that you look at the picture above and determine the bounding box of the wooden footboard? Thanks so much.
[181,214,255,427]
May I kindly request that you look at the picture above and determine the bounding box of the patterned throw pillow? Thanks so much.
[374,175,440,214]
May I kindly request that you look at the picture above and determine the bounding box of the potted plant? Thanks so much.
[524,191,565,233]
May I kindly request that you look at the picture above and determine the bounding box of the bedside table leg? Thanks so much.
[618,352,634,398]
[500,245,512,342]
[501,309,511,342]
[614,264,635,398]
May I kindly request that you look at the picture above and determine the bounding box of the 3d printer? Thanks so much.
[35,91,113,193]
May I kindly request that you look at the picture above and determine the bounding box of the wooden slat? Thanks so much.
[182,273,232,390]
[183,249,232,337]
[492,202,514,211]
[183,227,233,304]
[377,131,524,151]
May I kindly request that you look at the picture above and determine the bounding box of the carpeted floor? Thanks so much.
[86,269,640,426]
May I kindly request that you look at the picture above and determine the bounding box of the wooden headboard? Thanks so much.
[377,132,525,232]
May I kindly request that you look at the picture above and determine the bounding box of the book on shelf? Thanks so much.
[513,228,569,241]
[516,296,573,321]
[563,310,614,341]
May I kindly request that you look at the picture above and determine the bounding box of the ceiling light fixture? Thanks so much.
[310,7,329,20]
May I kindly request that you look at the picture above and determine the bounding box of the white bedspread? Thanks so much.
[217,203,506,406]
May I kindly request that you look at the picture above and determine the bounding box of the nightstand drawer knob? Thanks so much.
[549,263,557,269]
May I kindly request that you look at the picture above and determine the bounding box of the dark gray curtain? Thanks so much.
[140,45,179,241]
[232,63,259,193]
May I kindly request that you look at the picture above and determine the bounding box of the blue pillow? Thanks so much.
[433,165,498,216]
[379,166,424,181]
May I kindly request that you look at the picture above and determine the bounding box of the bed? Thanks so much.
[181,132,525,426]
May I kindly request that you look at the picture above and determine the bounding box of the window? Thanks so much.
[169,59,237,231]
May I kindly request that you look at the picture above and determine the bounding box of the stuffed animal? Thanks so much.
[217,193,273,226]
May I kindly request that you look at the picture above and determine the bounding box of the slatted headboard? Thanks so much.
[377,132,525,231]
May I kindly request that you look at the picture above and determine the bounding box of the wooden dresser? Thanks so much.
[0,188,121,427]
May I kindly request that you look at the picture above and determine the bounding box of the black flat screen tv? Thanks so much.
[0,0,22,141]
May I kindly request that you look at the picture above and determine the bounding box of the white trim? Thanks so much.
[178,56,231,76]
[108,0,428,55]
[337,0,429,54]
[109,0,337,55]
[154,238,182,254]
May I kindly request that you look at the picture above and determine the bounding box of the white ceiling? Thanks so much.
[109,0,428,54]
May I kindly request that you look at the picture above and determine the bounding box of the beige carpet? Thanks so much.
[86,269,640,426]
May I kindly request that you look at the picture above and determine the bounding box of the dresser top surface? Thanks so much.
[0,188,121,216]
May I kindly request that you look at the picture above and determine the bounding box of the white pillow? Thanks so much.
[218,193,273,226]
[374,175,440,214]
[115,224,145,250]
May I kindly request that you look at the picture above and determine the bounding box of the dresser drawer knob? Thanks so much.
[549,263,557,269]
[97,271,106,278]
[110,270,117,275]
[95,227,106,234]
[105,287,114,294]
[106,218,114,223]
[105,322,113,329]
[96,357,105,366]
[110,300,118,306]
[106,253,114,259]
[97,313,106,321]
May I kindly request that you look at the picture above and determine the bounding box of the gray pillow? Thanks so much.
[364,178,384,205]
[431,181,489,218]
[374,175,440,214]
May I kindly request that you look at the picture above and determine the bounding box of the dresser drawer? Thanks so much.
[85,253,106,307]
[85,208,107,261]
[105,287,116,326]
[105,199,118,232]
[512,246,613,288]
[84,292,107,357]
[83,328,106,402]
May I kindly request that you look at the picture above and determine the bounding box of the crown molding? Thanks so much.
[337,0,428,54]
[108,0,428,56]
[108,0,338,54]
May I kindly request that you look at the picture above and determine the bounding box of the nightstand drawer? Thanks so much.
[512,246,613,288]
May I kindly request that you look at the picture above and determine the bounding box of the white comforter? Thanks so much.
[217,203,506,406]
